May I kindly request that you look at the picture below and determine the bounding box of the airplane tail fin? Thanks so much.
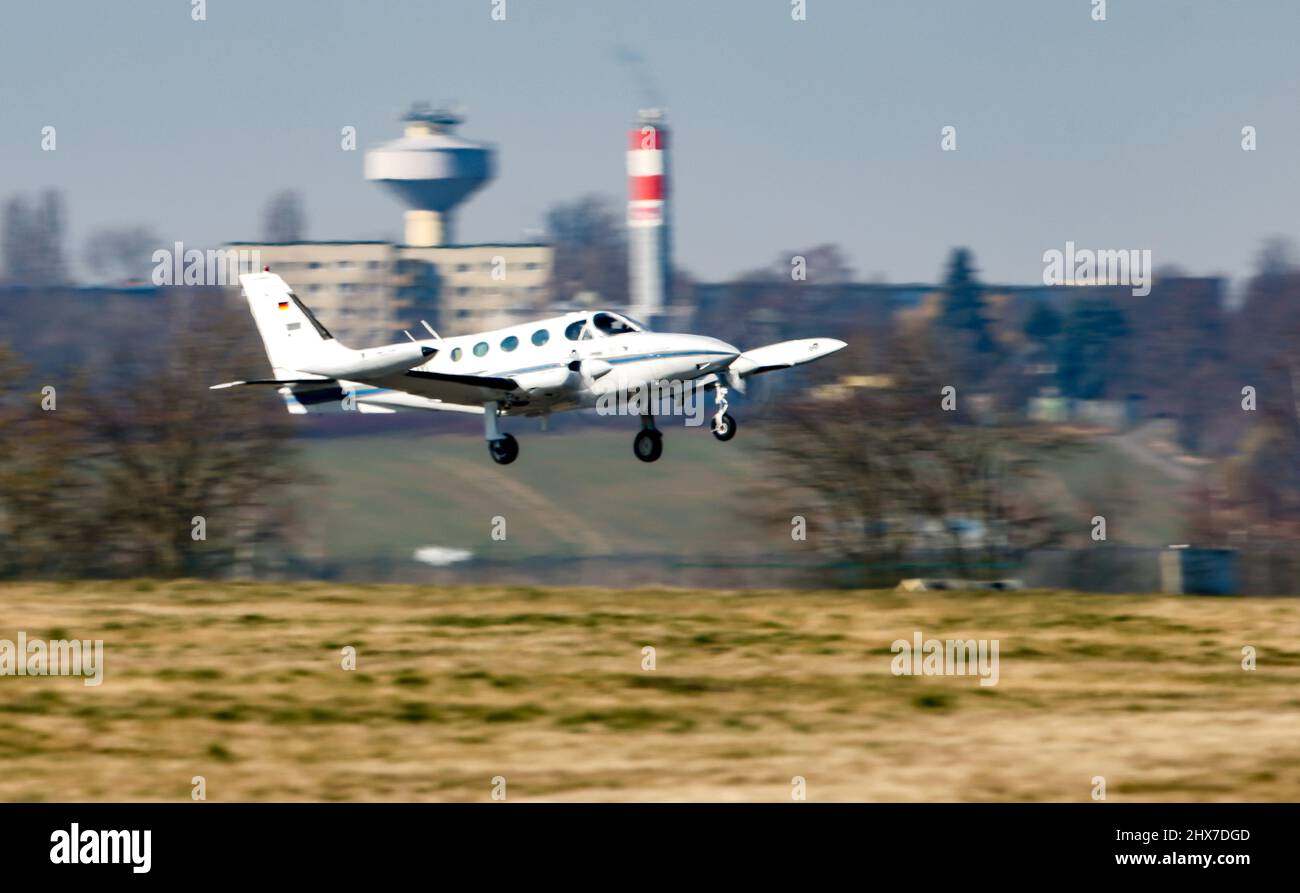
[238,271,339,376]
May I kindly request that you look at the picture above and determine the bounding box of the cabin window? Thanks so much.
[501,335,519,352]
[450,347,462,362]
[531,329,550,346]
[473,342,489,357]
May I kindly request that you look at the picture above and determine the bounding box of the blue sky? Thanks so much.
[3,0,1299,284]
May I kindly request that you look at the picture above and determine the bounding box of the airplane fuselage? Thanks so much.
[346,310,739,416]
[220,271,846,463]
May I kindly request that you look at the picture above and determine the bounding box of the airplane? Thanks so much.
[213,270,846,464]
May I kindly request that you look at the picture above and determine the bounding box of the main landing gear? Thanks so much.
[488,434,519,465]
[633,386,737,462]
[484,403,519,465]
[711,384,737,442]
[634,415,663,463]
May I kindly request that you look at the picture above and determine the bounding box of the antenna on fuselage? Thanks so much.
[420,320,440,339]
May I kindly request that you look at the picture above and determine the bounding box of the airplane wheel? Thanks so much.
[633,429,663,463]
[488,433,519,465]
[711,413,737,442]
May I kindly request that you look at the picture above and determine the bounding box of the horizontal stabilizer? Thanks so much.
[209,378,331,390]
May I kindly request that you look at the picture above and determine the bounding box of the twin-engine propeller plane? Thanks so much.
[213,271,846,464]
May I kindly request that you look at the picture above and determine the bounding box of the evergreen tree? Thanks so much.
[1023,300,1062,342]
[1056,297,1128,399]
[936,247,994,381]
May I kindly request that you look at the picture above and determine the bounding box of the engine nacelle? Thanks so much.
[515,365,579,398]
[580,358,613,381]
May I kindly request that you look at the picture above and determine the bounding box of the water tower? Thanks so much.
[365,103,494,247]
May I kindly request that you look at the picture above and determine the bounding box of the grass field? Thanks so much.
[296,427,764,562]
[1,581,1297,802]
[292,427,1188,565]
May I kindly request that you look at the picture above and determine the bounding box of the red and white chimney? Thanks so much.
[627,109,672,321]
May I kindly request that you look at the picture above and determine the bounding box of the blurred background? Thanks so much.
[2,0,1299,594]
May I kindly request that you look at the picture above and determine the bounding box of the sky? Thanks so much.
[3,0,1299,285]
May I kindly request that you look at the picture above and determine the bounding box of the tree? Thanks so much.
[1127,276,1232,451]
[544,194,628,305]
[1056,297,1128,399]
[0,343,102,576]
[86,294,301,576]
[938,249,991,343]
[935,248,995,382]
[1023,300,1061,342]
[692,244,856,349]
[2,190,68,286]
[84,225,160,282]
[0,293,302,579]
[262,190,305,243]
[753,331,1065,586]
[1254,236,1298,278]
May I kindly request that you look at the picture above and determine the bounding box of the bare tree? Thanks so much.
[753,331,1065,586]
[2,190,68,286]
[695,244,857,348]
[544,194,628,305]
[0,293,302,579]
[262,190,306,243]
[84,225,160,283]
[0,344,102,576]
[86,292,300,576]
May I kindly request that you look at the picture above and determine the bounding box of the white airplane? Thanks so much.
[213,271,846,464]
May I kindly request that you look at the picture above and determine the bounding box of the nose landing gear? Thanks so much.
[711,385,738,442]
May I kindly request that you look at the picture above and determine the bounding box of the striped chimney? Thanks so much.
[627,109,672,321]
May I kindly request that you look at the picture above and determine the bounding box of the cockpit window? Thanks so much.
[564,320,587,341]
[592,312,642,336]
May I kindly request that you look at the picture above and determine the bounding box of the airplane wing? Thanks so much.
[359,369,520,406]
[731,338,847,378]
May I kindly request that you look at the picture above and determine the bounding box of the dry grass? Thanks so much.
[1,580,1298,802]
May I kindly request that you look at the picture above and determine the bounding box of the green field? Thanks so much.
[295,426,765,562]
[292,427,1190,566]
[1043,439,1190,546]
[0,581,1295,802]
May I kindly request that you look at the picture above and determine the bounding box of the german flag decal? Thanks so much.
[277,301,289,310]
